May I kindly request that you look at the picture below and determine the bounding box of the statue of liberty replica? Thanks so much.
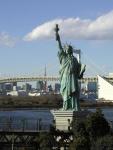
[55,24,86,111]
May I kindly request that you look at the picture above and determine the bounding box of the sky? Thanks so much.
[0,0,113,77]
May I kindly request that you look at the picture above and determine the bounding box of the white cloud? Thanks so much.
[24,10,113,41]
[0,32,17,47]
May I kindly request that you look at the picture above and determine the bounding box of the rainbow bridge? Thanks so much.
[0,76,113,83]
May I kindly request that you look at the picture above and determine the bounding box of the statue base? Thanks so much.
[52,110,90,131]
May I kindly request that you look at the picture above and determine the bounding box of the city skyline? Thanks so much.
[0,0,113,77]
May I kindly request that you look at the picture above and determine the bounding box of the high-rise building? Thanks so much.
[5,83,13,91]
[55,83,60,93]
[48,84,53,92]
[22,83,32,91]
[36,81,44,91]
[87,82,97,92]
[0,83,5,91]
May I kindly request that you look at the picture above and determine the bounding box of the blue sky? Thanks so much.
[0,0,113,77]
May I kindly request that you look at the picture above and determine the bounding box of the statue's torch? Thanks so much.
[54,24,59,41]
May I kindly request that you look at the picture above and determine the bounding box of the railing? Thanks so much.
[0,117,50,132]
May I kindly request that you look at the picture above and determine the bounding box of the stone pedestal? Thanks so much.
[52,110,90,131]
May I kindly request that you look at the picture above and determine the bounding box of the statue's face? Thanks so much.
[67,45,73,55]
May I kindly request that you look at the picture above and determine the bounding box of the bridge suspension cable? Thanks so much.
[82,51,107,76]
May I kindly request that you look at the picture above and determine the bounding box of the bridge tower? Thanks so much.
[74,49,81,63]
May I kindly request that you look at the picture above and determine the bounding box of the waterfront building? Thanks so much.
[80,82,97,100]
[22,83,32,92]
[98,75,113,101]
[0,83,13,92]
[28,92,41,96]
[5,83,13,91]
[87,82,97,92]
[48,84,53,92]
[7,90,27,96]
[109,72,113,77]
[54,83,60,93]
[36,81,44,91]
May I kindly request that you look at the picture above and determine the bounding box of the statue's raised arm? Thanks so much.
[55,24,63,51]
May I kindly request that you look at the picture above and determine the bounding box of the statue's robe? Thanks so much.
[58,50,85,110]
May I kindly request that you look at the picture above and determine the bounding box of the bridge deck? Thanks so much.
[0,76,98,83]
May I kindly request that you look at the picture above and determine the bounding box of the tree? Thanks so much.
[85,109,110,140]
[91,135,113,150]
[69,109,111,150]
[72,118,88,137]
[69,118,91,150]
[69,136,90,150]
[39,132,56,150]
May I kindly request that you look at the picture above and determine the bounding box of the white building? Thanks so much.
[109,72,113,77]
[98,75,113,101]
[7,90,27,96]
[28,92,41,96]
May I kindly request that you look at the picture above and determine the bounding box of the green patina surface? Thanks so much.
[55,24,86,111]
